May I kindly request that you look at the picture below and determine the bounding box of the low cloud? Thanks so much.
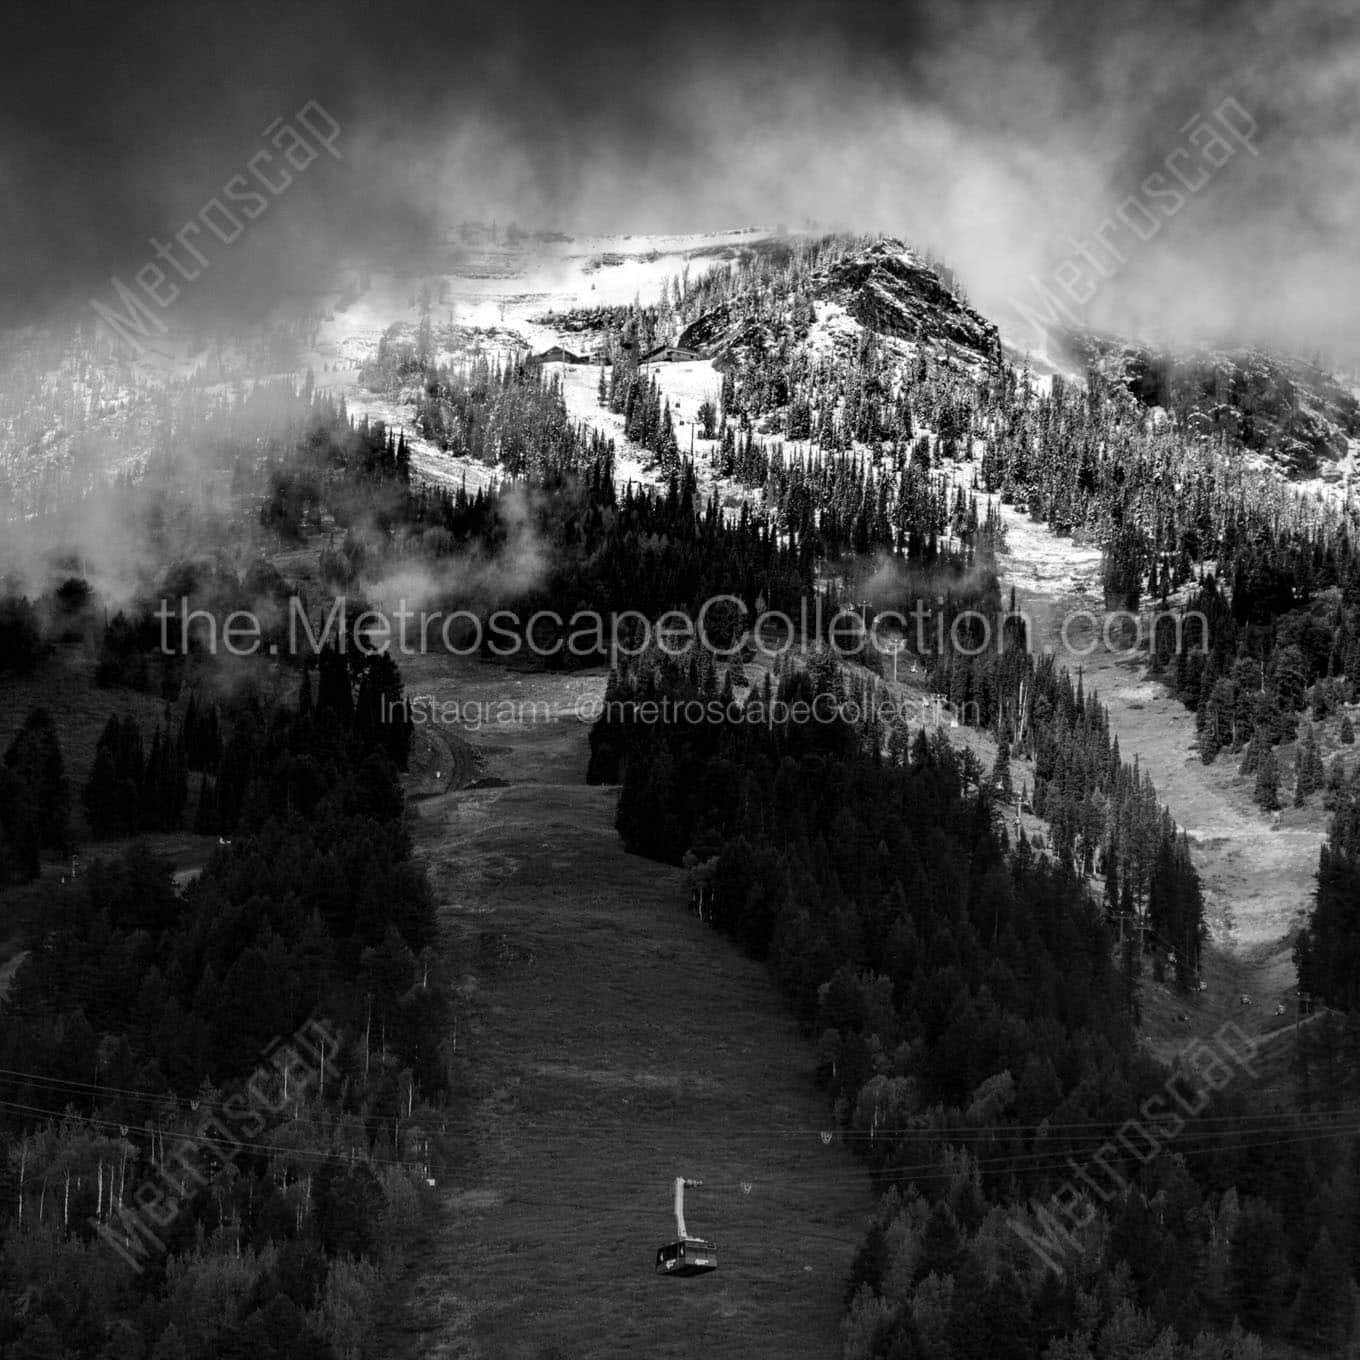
[1,0,1356,359]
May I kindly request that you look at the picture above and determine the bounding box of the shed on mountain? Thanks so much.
[528,345,586,366]
[641,344,701,363]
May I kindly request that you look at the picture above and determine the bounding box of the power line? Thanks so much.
[3,1062,1358,1141]
[4,1095,1358,1200]
[0,1097,422,1172]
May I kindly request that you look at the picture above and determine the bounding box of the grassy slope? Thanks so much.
[384,657,873,1360]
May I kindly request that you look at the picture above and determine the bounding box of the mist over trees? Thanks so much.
[2,235,1359,1357]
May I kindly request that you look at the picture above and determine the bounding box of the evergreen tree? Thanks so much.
[316,645,354,725]
[1231,1198,1290,1332]
[1254,746,1281,811]
[1289,1228,1351,1351]
[3,707,70,853]
[991,738,1013,801]
[193,773,217,835]
[1294,722,1325,805]
[0,766,39,881]
[83,715,143,838]
[354,654,412,770]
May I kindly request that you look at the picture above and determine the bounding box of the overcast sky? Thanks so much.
[2,0,1356,354]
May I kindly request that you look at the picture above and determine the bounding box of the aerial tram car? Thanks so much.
[655,1176,718,1277]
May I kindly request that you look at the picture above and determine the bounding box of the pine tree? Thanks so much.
[83,740,121,839]
[142,725,166,830]
[1289,1228,1352,1350]
[3,707,70,853]
[354,654,411,770]
[1231,1197,1290,1331]
[1199,690,1222,763]
[84,715,142,837]
[1254,746,1281,811]
[991,738,1013,801]
[193,774,217,835]
[1294,722,1325,805]
[0,766,39,881]
[317,645,354,725]
[298,662,314,717]
[182,694,200,768]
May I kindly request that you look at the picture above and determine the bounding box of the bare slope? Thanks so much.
[386,659,872,1360]
[999,575,1326,1063]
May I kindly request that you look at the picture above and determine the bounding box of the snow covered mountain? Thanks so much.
[676,237,1000,370]
[2,229,1357,516]
[1064,331,1360,482]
